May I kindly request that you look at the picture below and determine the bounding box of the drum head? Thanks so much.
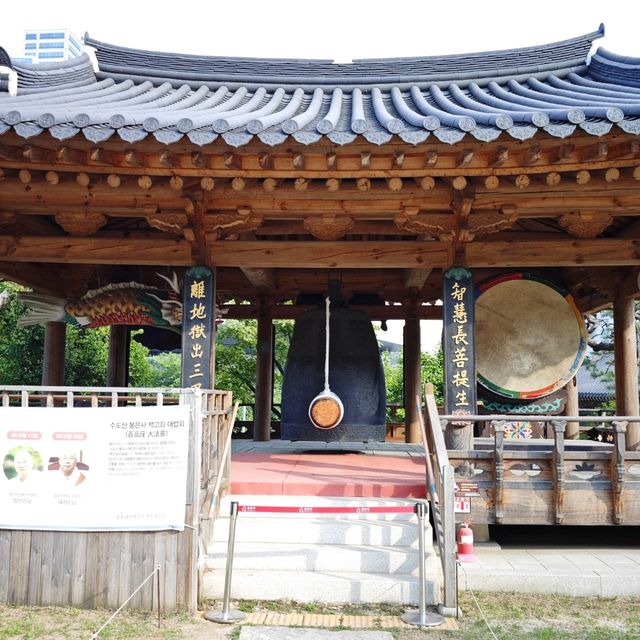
[475,274,587,399]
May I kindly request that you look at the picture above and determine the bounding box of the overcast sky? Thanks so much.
[2,0,636,349]
[1,0,638,61]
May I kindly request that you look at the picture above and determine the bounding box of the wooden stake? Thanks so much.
[200,177,215,191]
[106,174,121,188]
[294,177,308,191]
[262,178,278,192]
[484,175,500,190]
[545,172,562,187]
[231,177,246,192]
[605,167,620,183]
[386,177,403,191]
[575,170,591,185]
[138,175,153,190]
[76,172,90,187]
[415,176,436,190]
[356,177,371,192]
[451,176,467,191]
[513,174,530,189]
[169,175,184,191]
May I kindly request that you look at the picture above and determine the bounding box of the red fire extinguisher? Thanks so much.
[456,519,477,563]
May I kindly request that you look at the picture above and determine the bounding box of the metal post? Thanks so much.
[156,564,161,629]
[401,502,444,627]
[205,502,246,624]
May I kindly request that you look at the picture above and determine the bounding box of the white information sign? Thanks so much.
[0,405,191,532]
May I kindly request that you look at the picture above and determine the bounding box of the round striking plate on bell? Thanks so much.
[475,273,587,399]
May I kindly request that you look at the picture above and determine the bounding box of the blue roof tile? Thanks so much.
[3,26,640,147]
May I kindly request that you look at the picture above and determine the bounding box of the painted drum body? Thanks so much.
[281,307,386,441]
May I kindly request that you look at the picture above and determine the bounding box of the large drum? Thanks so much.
[475,273,587,399]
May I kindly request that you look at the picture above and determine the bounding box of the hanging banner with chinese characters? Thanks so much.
[443,267,477,422]
[181,266,216,391]
[0,405,190,531]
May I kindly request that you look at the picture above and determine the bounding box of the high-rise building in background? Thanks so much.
[15,29,82,64]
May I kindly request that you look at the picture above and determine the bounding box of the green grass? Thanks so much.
[0,594,639,639]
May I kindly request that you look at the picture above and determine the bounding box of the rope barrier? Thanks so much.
[238,504,415,514]
[206,500,444,627]
[457,561,499,640]
[91,563,161,639]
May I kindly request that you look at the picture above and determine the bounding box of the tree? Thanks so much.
[213,319,293,411]
[0,282,45,384]
[583,303,640,404]
[380,345,444,421]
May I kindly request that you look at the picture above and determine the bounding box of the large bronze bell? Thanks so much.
[281,306,386,441]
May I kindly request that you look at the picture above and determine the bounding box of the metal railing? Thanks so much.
[420,386,457,614]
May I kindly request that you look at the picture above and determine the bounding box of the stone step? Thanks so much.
[206,540,437,574]
[202,567,438,605]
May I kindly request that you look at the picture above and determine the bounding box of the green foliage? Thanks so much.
[422,346,444,403]
[380,344,444,420]
[214,318,293,409]
[0,282,45,384]
[146,351,182,387]
[63,326,109,386]
[128,332,156,387]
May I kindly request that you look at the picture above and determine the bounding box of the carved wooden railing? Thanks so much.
[421,386,457,614]
[441,413,639,526]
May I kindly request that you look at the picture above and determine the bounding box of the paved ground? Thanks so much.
[461,542,640,597]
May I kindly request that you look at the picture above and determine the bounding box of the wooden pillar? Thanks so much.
[564,377,580,439]
[254,302,274,441]
[107,325,130,387]
[404,317,421,443]
[41,321,66,385]
[614,295,640,450]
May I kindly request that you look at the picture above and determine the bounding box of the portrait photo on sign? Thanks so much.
[48,450,89,487]
[3,446,44,483]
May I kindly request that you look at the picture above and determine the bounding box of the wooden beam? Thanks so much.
[0,262,65,294]
[404,268,433,290]
[123,149,144,167]
[57,146,86,165]
[425,151,438,166]
[490,147,509,167]
[89,147,119,166]
[240,267,276,290]
[456,149,474,167]
[581,142,608,163]
[221,303,443,320]
[614,293,640,449]
[41,322,67,386]
[404,317,421,443]
[209,240,448,268]
[550,144,575,163]
[0,235,192,265]
[466,238,640,267]
[190,151,206,168]
[253,302,273,441]
[523,145,542,166]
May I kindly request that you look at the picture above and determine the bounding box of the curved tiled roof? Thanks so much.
[2,25,640,148]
